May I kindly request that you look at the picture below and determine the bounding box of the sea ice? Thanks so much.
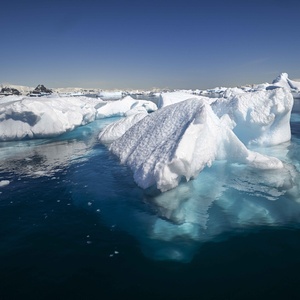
[99,112,148,143]
[0,95,156,141]
[211,87,293,146]
[157,91,213,108]
[272,73,300,98]
[98,91,123,99]
[0,96,100,141]
[96,96,157,118]
[103,98,283,192]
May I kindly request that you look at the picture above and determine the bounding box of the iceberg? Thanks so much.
[96,96,157,118]
[98,91,123,99]
[272,72,300,98]
[0,96,100,141]
[0,95,157,141]
[157,91,212,108]
[103,98,283,192]
[212,87,294,146]
[99,112,148,143]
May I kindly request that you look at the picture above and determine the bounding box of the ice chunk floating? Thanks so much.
[211,87,293,146]
[0,95,157,141]
[100,98,284,192]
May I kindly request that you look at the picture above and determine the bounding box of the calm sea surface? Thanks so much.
[0,99,300,299]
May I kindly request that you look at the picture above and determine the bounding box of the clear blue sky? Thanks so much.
[1,0,300,89]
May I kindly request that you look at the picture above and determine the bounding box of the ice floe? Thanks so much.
[211,87,293,146]
[0,95,157,141]
[104,98,284,192]
[96,95,157,118]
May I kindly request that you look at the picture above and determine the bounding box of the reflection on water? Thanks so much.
[0,119,117,179]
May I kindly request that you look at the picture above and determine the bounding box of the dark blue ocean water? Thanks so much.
[0,100,300,299]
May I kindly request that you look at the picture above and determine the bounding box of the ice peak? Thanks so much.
[272,72,289,84]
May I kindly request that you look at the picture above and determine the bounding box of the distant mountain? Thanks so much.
[0,84,33,95]
[0,87,21,96]
[31,84,53,95]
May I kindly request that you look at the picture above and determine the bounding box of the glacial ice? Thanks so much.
[157,91,213,108]
[99,112,148,143]
[106,98,284,192]
[212,87,294,146]
[98,91,123,99]
[96,96,157,118]
[0,96,99,141]
[0,95,156,141]
[272,72,300,98]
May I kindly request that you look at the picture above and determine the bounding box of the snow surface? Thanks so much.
[0,95,157,141]
[99,112,148,143]
[0,96,100,141]
[272,72,300,98]
[158,91,214,108]
[98,91,123,99]
[105,98,283,192]
[96,96,157,118]
[212,87,294,146]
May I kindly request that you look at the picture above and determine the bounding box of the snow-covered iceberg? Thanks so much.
[0,95,157,141]
[96,96,157,118]
[102,98,283,192]
[0,96,100,141]
[157,92,212,108]
[98,91,123,99]
[99,112,148,143]
[272,72,300,98]
[212,87,294,146]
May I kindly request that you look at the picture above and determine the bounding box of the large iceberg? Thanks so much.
[0,95,157,141]
[0,96,99,141]
[102,98,283,192]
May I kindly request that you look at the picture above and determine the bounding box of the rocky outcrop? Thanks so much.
[0,87,21,96]
[32,84,52,94]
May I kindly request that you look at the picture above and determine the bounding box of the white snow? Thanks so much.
[212,88,294,146]
[158,91,213,108]
[105,98,283,192]
[98,91,123,99]
[0,95,157,141]
[96,96,157,118]
[99,112,148,143]
[0,96,100,141]
[272,72,300,98]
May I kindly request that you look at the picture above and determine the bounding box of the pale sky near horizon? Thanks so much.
[1,0,300,90]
